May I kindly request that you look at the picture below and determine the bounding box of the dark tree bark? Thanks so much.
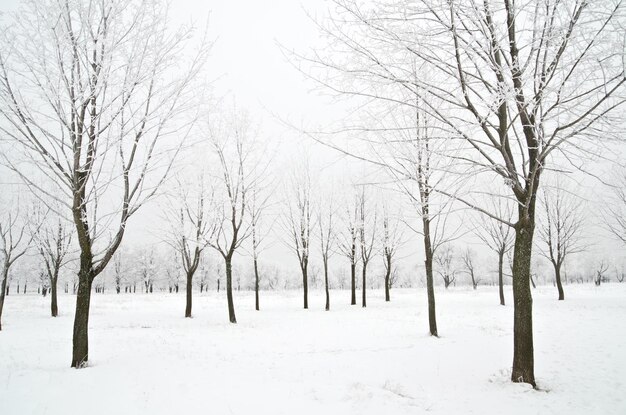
[254,258,260,311]
[350,262,356,305]
[323,259,330,311]
[511,214,536,387]
[361,265,367,308]
[71,259,93,368]
[0,265,8,331]
[498,250,506,306]
[554,263,564,301]
[422,217,438,337]
[384,255,391,302]
[302,260,309,309]
[225,257,236,323]
[185,272,193,318]
[51,274,59,317]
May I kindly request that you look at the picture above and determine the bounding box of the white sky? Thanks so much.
[1,0,625,285]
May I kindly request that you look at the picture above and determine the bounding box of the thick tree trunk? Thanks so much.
[498,250,506,306]
[225,257,236,323]
[302,263,308,309]
[350,262,356,305]
[71,264,93,368]
[555,264,564,301]
[254,258,260,311]
[0,265,8,331]
[185,272,193,318]
[361,264,367,307]
[423,218,438,337]
[511,216,536,387]
[384,256,391,302]
[323,259,330,311]
[51,274,59,317]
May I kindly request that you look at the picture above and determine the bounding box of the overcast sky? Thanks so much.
[1,0,624,283]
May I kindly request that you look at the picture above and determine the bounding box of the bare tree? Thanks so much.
[0,211,31,330]
[337,194,360,305]
[318,195,335,311]
[207,110,257,323]
[538,184,585,300]
[381,206,404,302]
[165,178,214,317]
[604,171,626,246]
[0,0,209,367]
[283,168,313,310]
[461,248,479,290]
[300,0,626,386]
[595,261,610,286]
[476,199,515,305]
[31,211,73,316]
[249,189,272,311]
[435,245,456,289]
[358,187,377,307]
[113,251,123,294]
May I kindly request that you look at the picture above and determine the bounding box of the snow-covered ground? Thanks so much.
[1,284,625,414]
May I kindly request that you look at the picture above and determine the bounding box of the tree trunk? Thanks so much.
[350,262,356,305]
[71,265,93,368]
[361,263,367,308]
[555,263,564,301]
[423,217,438,337]
[498,250,505,306]
[302,262,308,309]
[51,274,59,317]
[384,255,391,302]
[324,259,330,311]
[225,257,236,323]
[0,265,9,331]
[185,272,193,318]
[254,258,260,311]
[511,216,536,387]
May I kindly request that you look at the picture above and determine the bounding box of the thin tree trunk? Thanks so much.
[0,265,8,331]
[498,250,505,306]
[225,257,236,323]
[362,264,367,308]
[350,262,356,305]
[185,272,193,318]
[254,258,260,311]
[384,255,391,302]
[423,217,437,337]
[511,216,536,387]
[71,262,93,368]
[324,259,329,311]
[555,263,564,301]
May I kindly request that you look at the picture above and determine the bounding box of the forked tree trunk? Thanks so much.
[0,265,9,331]
[498,250,505,306]
[254,258,260,311]
[511,215,536,387]
[384,255,391,302]
[323,259,330,311]
[71,260,93,368]
[361,264,367,308]
[423,217,438,337]
[185,272,193,318]
[225,257,236,323]
[350,262,356,305]
[554,263,564,301]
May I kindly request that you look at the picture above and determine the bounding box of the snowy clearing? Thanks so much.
[1,284,625,415]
